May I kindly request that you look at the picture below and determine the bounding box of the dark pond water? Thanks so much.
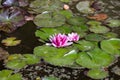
[0,0,120,80]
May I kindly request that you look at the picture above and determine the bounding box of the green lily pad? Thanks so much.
[0,70,13,79]
[5,59,26,69]
[23,54,40,65]
[89,25,110,33]
[29,0,63,14]
[76,48,113,68]
[67,17,86,26]
[87,69,108,79]
[1,37,21,46]
[0,70,22,80]
[34,12,65,27]
[34,45,78,67]
[85,33,105,41]
[106,19,120,27]
[8,73,22,80]
[74,40,95,51]
[101,38,120,55]
[35,28,60,42]
[59,10,73,19]
[87,21,101,26]
[103,32,118,39]
[60,0,71,3]
[76,1,94,14]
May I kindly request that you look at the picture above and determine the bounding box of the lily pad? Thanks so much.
[67,17,86,26]
[103,32,118,39]
[59,10,73,19]
[85,33,104,41]
[87,69,108,79]
[29,0,63,14]
[101,38,120,55]
[87,21,110,33]
[74,40,95,51]
[76,1,94,14]
[76,48,113,68]
[35,28,60,42]
[34,45,78,67]
[34,12,65,27]
[23,54,40,64]
[60,0,71,3]
[5,59,26,69]
[89,25,110,33]
[1,37,21,46]
[106,19,120,27]
[0,70,22,80]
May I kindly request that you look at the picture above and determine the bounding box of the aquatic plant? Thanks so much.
[49,33,73,48]
[1,37,21,46]
[5,54,40,69]
[0,70,22,80]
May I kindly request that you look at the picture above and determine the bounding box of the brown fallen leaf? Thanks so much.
[0,47,9,61]
[87,13,108,21]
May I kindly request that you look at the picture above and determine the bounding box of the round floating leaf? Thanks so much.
[59,10,73,19]
[87,21,101,26]
[8,73,22,80]
[67,17,86,26]
[35,28,60,42]
[5,59,26,69]
[34,45,78,67]
[101,38,120,55]
[87,69,108,79]
[29,0,63,13]
[85,33,104,41]
[106,19,120,27]
[89,25,110,33]
[23,54,40,64]
[103,32,118,39]
[76,48,113,68]
[0,70,22,80]
[76,1,94,14]
[74,40,95,51]
[0,70,13,79]
[34,13,65,27]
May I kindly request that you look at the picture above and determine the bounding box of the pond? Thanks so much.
[0,0,120,80]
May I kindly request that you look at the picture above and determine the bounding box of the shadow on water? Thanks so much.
[0,21,43,54]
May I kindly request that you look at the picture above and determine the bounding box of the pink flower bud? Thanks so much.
[68,33,80,42]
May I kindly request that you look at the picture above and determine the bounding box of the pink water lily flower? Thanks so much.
[68,32,80,42]
[49,33,73,48]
